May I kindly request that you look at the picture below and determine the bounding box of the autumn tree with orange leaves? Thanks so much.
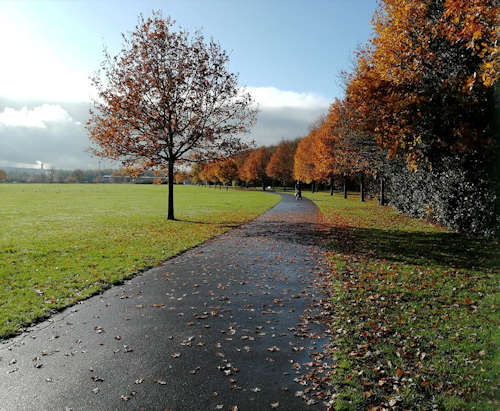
[87,12,256,220]
[174,171,189,184]
[199,162,218,185]
[294,132,318,192]
[346,0,498,167]
[240,147,272,190]
[310,103,354,198]
[342,0,499,234]
[214,157,239,188]
[266,140,298,188]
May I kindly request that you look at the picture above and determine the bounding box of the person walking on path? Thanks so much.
[295,181,302,200]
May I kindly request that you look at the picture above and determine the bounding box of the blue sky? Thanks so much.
[0,0,378,168]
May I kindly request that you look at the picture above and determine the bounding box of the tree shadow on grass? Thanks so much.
[236,219,498,271]
[327,225,499,271]
[177,218,247,229]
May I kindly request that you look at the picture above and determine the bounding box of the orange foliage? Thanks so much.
[240,147,271,186]
[293,133,317,184]
[87,12,256,219]
[345,0,498,167]
[214,158,238,185]
[266,140,298,185]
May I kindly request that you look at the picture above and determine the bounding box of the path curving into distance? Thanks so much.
[0,193,330,410]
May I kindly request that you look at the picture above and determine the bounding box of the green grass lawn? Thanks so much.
[0,184,279,339]
[304,192,499,410]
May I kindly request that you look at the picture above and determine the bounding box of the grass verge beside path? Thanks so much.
[304,192,499,410]
[0,184,279,339]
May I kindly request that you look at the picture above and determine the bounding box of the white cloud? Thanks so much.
[0,104,74,128]
[246,86,330,110]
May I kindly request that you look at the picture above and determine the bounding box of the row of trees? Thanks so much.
[86,7,498,232]
[190,140,298,190]
[0,168,170,184]
[291,0,499,237]
[0,168,107,183]
[191,0,499,236]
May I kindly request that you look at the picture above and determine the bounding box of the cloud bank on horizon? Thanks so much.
[0,86,330,170]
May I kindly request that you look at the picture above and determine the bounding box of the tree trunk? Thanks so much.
[311,180,315,193]
[379,177,385,206]
[343,177,347,199]
[167,159,174,220]
[360,172,365,202]
[262,179,266,191]
[329,176,334,196]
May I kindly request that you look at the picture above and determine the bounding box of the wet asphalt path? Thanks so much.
[0,193,329,411]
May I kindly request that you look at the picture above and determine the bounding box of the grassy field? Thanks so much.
[0,184,279,339]
[304,192,499,410]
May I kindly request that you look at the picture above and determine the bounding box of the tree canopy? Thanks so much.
[87,12,257,219]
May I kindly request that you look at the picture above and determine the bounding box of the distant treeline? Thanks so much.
[0,168,168,184]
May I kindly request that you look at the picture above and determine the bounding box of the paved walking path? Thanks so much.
[0,194,329,410]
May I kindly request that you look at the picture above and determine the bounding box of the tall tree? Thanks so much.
[0,170,7,182]
[312,103,347,197]
[200,162,218,186]
[214,157,239,188]
[87,12,257,219]
[294,134,317,189]
[265,139,298,188]
[174,171,189,184]
[346,0,498,168]
[240,147,271,190]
